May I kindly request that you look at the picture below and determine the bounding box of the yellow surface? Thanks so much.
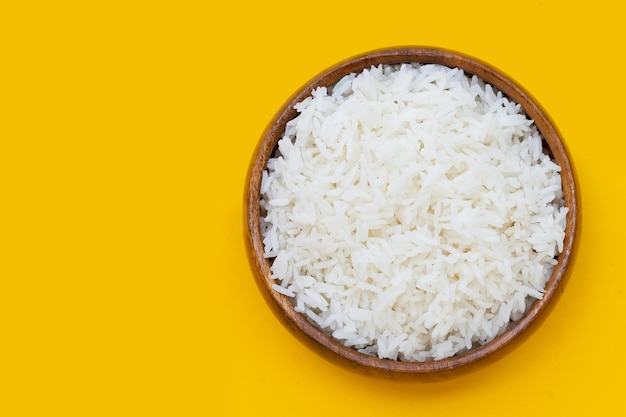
[2,0,625,415]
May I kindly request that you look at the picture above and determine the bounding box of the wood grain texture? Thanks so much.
[243,47,579,381]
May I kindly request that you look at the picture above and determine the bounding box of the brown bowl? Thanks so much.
[244,47,578,380]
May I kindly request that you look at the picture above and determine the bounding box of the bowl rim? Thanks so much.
[244,46,578,380]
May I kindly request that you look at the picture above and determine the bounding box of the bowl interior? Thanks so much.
[244,47,578,379]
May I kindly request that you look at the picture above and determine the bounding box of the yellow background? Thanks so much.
[2,0,624,415]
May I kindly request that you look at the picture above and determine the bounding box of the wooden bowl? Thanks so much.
[244,47,578,380]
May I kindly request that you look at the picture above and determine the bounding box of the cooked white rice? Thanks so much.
[260,63,568,362]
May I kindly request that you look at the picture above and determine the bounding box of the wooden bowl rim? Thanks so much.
[244,46,578,379]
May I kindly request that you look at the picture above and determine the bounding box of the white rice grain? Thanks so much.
[261,63,568,362]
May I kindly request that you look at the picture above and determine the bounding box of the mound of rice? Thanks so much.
[260,63,568,362]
